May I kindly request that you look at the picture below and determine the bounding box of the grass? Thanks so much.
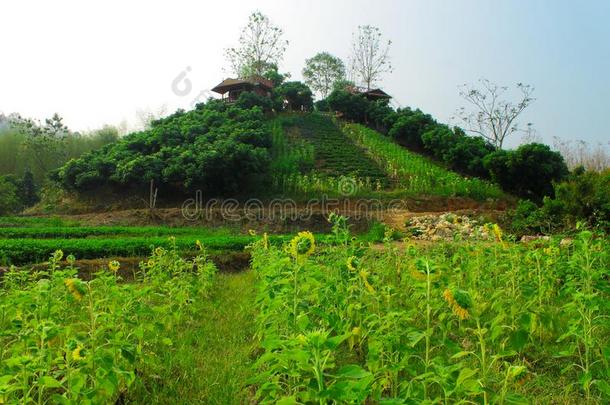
[125,271,257,403]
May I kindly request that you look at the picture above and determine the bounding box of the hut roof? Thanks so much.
[211,76,274,94]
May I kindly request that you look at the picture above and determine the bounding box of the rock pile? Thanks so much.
[405,213,496,242]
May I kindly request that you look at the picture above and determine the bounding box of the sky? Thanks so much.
[1,0,609,148]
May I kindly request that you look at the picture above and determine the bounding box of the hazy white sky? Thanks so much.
[1,0,609,147]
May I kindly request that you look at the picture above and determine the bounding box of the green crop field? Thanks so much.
[271,114,392,197]
[249,225,609,404]
[1,217,608,403]
[343,123,504,200]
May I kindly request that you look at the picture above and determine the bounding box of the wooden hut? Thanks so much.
[211,76,274,102]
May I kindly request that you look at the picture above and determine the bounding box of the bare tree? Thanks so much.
[225,11,288,78]
[349,25,392,90]
[456,79,535,149]
[135,104,167,130]
[553,137,609,172]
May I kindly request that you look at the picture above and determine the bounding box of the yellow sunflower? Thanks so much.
[64,278,83,301]
[346,256,359,272]
[443,288,470,320]
[108,260,120,273]
[72,345,85,361]
[289,231,315,259]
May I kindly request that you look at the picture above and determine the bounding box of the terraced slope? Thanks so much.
[275,113,389,183]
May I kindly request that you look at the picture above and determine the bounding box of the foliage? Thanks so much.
[275,81,314,111]
[54,101,272,195]
[510,168,610,234]
[349,25,392,90]
[326,89,369,122]
[302,52,346,98]
[422,125,494,177]
[484,143,569,201]
[0,116,118,183]
[0,242,216,403]
[388,107,437,149]
[225,11,289,77]
[0,177,20,215]
[250,223,610,403]
[0,225,235,239]
[235,91,273,112]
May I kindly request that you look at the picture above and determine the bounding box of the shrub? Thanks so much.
[387,108,437,149]
[314,99,331,112]
[509,168,609,234]
[275,81,314,111]
[484,143,568,201]
[0,177,20,215]
[235,91,273,111]
[326,89,368,122]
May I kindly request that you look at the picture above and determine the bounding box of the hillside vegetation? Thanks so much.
[54,101,271,196]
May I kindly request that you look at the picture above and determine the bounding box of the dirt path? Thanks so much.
[127,271,258,404]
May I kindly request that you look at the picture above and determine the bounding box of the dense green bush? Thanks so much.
[276,81,314,111]
[422,126,494,177]
[510,168,609,234]
[484,143,568,201]
[235,91,273,111]
[54,101,272,195]
[326,89,368,122]
[0,169,39,214]
[314,99,331,112]
[387,107,437,148]
[0,177,20,215]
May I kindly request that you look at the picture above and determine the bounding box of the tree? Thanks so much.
[349,25,392,90]
[20,168,39,207]
[302,52,346,98]
[225,11,289,78]
[0,176,19,215]
[11,113,68,177]
[388,108,437,149]
[456,79,535,149]
[276,82,313,111]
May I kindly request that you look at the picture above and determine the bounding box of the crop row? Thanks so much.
[0,235,266,265]
[0,225,234,239]
[342,123,505,200]
[278,114,389,183]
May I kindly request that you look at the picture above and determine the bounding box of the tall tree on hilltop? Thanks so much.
[349,25,392,90]
[456,79,535,149]
[225,11,289,78]
[302,52,346,98]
